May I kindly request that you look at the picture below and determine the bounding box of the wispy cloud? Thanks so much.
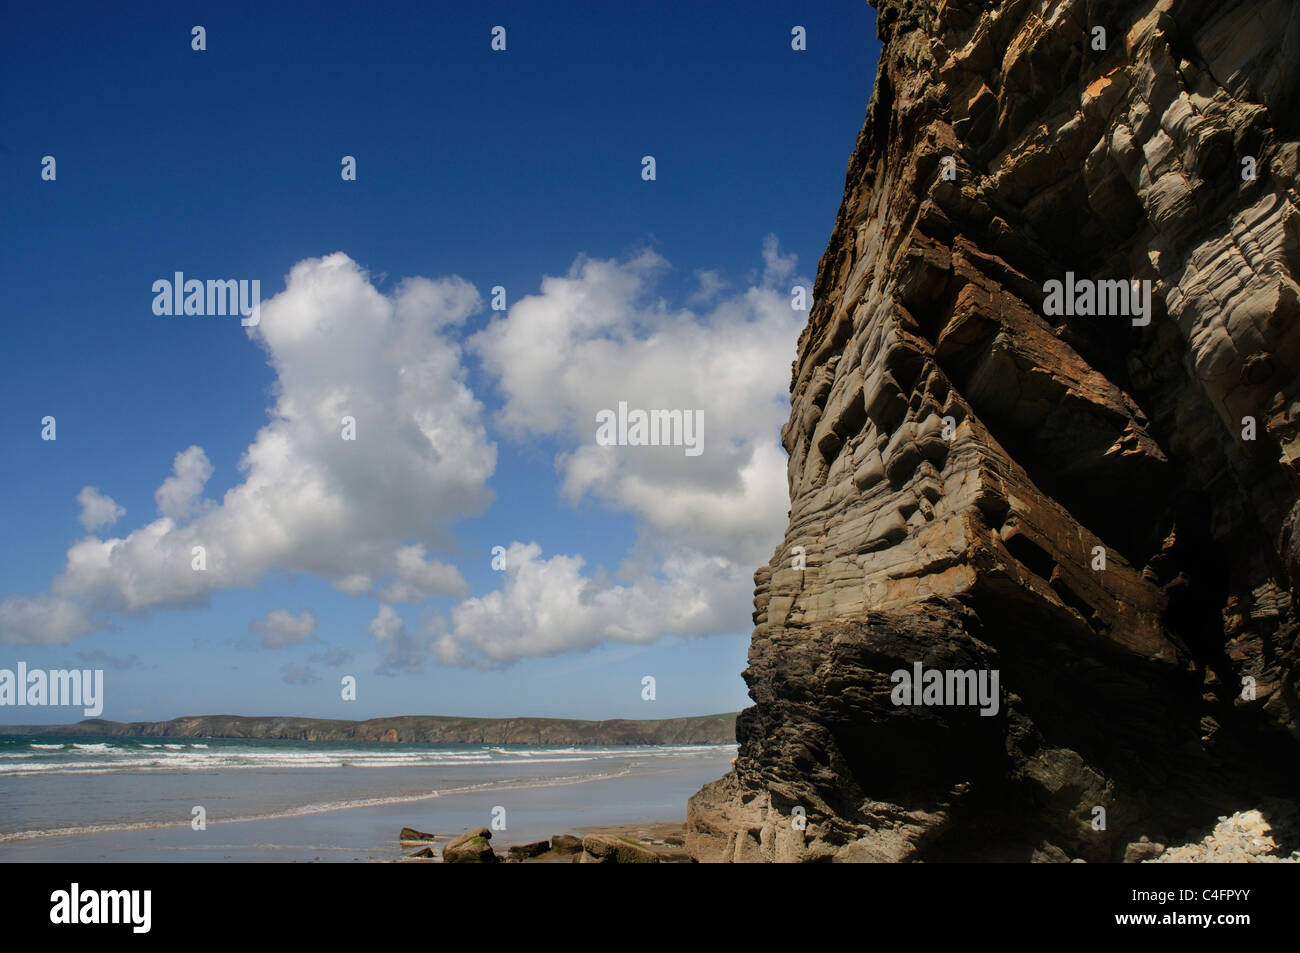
[250,609,318,649]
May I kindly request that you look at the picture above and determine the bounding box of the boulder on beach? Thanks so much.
[550,834,583,855]
[442,827,499,863]
[579,834,660,864]
[507,840,550,861]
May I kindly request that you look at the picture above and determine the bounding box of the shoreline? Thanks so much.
[0,743,735,862]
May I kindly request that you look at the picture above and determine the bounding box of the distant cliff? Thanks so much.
[0,713,737,745]
[689,0,1300,862]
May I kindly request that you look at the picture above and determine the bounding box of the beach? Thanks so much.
[0,736,735,862]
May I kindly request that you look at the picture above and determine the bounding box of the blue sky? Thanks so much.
[0,1,880,723]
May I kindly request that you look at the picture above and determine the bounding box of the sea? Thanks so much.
[0,735,737,862]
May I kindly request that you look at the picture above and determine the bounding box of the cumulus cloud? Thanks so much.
[470,239,803,557]
[760,233,798,287]
[367,604,436,676]
[438,236,808,666]
[0,594,96,645]
[76,487,125,532]
[154,446,213,520]
[378,544,469,603]
[251,608,318,649]
[441,541,753,667]
[4,240,806,670]
[1,252,495,644]
[688,269,729,306]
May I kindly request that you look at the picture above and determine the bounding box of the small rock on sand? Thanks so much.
[442,827,499,863]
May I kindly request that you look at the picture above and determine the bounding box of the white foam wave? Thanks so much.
[0,741,736,778]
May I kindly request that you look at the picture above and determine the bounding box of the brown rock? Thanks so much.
[399,827,437,844]
[579,834,661,864]
[688,0,1300,864]
[1032,843,1072,864]
[442,827,499,864]
[549,834,583,854]
[1123,838,1166,863]
[507,840,550,860]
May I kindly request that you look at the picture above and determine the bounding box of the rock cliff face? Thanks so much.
[688,0,1300,862]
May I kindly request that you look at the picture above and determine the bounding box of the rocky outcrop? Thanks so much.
[689,0,1300,862]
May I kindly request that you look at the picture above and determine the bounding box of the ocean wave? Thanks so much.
[0,753,606,776]
[29,744,64,750]
[0,741,737,778]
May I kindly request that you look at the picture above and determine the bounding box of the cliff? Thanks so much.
[0,713,738,746]
[688,0,1300,862]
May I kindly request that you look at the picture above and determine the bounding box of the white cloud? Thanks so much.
[0,594,96,645]
[367,604,436,675]
[2,252,495,643]
[442,541,751,667]
[439,237,808,666]
[334,574,372,596]
[761,233,798,287]
[688,268,729,306]
[251,608,318,648]
[379,544,469,603]
[470,237,804,560]
[5,240,806,668]
[154,446,213,520]
[76,487,125,532]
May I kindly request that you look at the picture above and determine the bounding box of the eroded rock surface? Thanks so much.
[689,0,1300,862]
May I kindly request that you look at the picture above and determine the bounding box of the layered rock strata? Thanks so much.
[689,0,1300,862]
